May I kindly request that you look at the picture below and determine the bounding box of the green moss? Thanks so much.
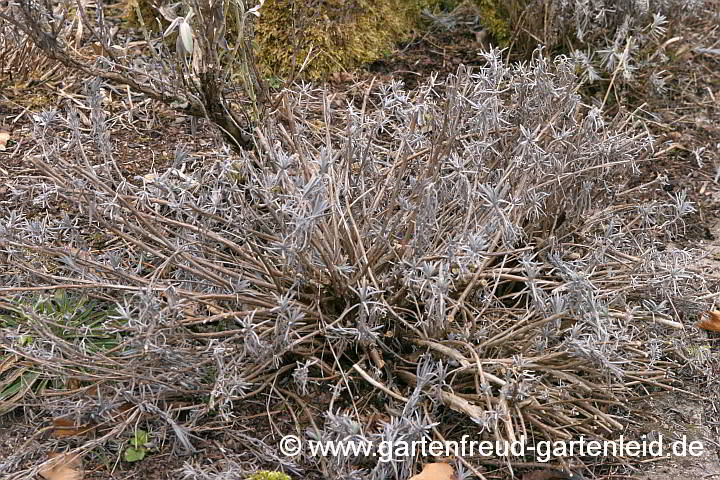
[471,0,547,53]
[254,0,435,80]
[125,0,160,31]
[246,472,291,480]
[473,0,512,45]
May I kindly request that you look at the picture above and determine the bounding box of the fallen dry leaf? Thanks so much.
[330,71,354,84]
[0,130,9,151]
[696,311,720,332]
[522,469,572,480]
[140,172,161,182]
[51,417,95,438]
[39,452,84,480]
[409,462,454,480]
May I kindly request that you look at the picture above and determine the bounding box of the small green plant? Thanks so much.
[0,290,119,414]
[266,77,284,89]
[123,429,150,462]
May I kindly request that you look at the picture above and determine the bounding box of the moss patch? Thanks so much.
[473,0,552,53]
[473,0,512,45]
[246,472,291,480]
[254,0,434,80]
[125,0,161,31]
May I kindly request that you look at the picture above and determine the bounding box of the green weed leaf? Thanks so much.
[123,446,146,462]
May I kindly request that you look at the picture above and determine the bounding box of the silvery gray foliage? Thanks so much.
[0,48,711,479]
[427,0,710,99]
[180,432,303,480]
[209,340,253,421]
[369,413,436,480]
[554,0,699,44]
[556,0,708,91]
[313,359,444,480]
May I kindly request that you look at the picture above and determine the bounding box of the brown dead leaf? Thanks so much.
[51,417,95,438]
[409,462,454,480]
[330,71,354,84]
[180,300,202,319]
[522,469,572,480]
[696,311,720,332]
[83,383,99,397]
[107,402,136,423]
[141,172,161,182]
[66,378,82,390]
[40,452,84,480]
[369,346,386,370]
[0,130,10,151]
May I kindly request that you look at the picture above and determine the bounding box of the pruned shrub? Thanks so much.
[0,48,710,478]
